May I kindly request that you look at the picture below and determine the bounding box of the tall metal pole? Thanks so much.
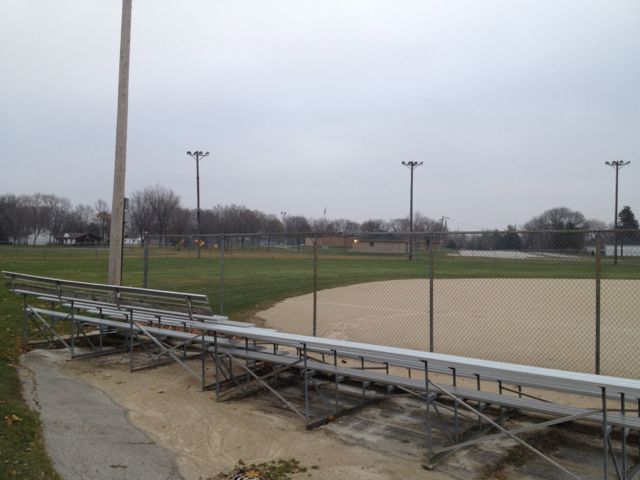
[595,236,602,374]
[108,0,133,285]
[187,151,209,259]
[313,234,318,337]
[402,161,423,260]
[605,160,630,265]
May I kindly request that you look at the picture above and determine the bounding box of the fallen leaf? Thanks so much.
[3,415,22,425]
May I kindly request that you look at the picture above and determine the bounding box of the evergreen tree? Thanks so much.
[618,206,639,244]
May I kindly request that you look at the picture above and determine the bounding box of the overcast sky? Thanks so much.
[1,0,638,230]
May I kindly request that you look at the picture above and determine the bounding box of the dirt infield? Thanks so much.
[257,278,640,378]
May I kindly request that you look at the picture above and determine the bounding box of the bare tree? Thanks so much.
[413,213,443,233]
[0,194,30,244]
[311,217,335,233]
[62,204,95,233]
[386,217,410,232]
[523,207,587,251]
[26,194,52,245]
[94,199,111,241]
[46,195,72,241]
[361,218,386,232]
[262,214,284,233]
[127,185,179,241]
[284,215,311,233]
[332,218,360,234]
[129,189,155,240]
[586,218,608,231]
[170,206,193,236]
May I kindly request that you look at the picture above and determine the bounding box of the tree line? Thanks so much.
[446,206,638,251]
[1,186,638,251]
[0,194,110,245]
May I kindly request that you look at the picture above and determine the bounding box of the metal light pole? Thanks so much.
[605,160,630,265]
[108,0,133,285]
[402,161,423,260]
[187,150,209,259]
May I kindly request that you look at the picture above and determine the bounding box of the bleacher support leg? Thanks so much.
[214,332,220,400]
[128,313,134,373]
[201,333,206,392]
[22,294,28,344]
[451,367,459,442]
[424,361,432,456]
[303,343,309,426]
[602,387,608,479]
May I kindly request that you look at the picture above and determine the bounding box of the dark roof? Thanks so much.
[359,232,406,242]
[55,232,100,240]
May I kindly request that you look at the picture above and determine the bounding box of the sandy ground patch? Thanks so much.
[59,352,453,480]
[257,278,640,378]
[46,349,619,480]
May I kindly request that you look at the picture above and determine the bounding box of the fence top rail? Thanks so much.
[144,228,637,238]
[2,271,209,303]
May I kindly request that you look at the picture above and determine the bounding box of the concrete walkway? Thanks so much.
[20,350,183,480]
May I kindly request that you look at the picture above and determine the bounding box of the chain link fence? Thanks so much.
[140,230,640,377]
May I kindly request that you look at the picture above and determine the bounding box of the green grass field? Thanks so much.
[0,244,638,478]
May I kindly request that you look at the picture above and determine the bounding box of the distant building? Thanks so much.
[304,235,357,248]
[351,233,427,254]
[55,232,101,246]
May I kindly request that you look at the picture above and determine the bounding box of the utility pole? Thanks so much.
[187,151,209,259]
[402,161,423,260]
[108,0,133,285]
[605,160,630,265]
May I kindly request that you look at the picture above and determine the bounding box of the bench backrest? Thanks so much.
[3,271,213,318]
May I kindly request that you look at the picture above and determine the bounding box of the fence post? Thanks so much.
[595,235,602,375]
[313,233,318,337]
[428,235,434,352]
[143,233,149,288]
[219,234,225,315]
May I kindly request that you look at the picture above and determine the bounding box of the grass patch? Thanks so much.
[0,286,61,479]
